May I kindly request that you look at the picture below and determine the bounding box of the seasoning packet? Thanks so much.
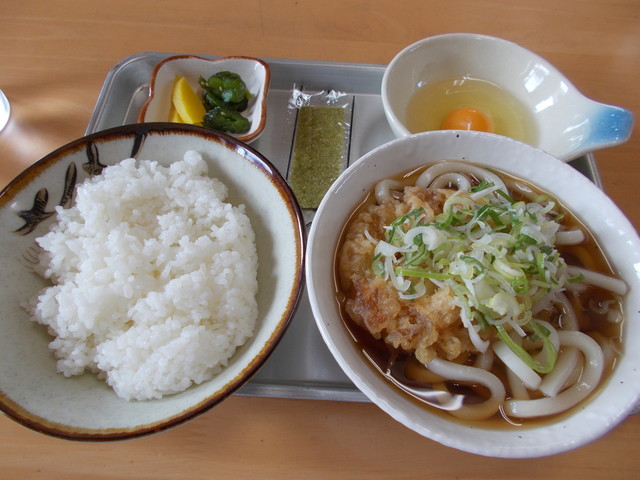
[286,86,352,209]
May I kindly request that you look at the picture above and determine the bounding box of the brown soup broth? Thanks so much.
[334,164,623,428]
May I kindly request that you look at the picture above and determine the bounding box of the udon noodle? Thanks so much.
[337,161,626,424]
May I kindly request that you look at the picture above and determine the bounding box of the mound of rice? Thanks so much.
[30,150,259,401]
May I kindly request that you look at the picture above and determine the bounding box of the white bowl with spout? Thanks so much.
[381,33,633,162]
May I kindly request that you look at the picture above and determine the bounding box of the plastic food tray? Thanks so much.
[87,52,603,402]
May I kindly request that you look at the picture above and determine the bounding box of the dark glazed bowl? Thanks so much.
[0,123,305,440]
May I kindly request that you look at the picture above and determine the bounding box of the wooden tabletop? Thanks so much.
[1,1,639,478]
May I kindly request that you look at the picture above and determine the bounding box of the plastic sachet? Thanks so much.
[286,86,352,209]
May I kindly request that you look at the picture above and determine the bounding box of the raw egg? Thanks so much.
[405,77,538,145]
[441,107,493,132]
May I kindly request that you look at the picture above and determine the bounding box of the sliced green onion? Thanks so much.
[460,255,485,274]
[512,276,529,294]
[386,207,424,243]
[568,273,586,284]
[371,253,385,277]
[495,188,515,204]
[469,179,495,193]
[395,267,453,280]
[405,244,428,266]
[513,233,538,250]
[495,322,558,374]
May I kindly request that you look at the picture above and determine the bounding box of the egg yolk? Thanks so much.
[441,107,493,132]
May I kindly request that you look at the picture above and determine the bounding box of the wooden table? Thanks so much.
[1,1,639,478]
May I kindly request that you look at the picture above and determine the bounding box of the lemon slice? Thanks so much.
[171,76,206,124]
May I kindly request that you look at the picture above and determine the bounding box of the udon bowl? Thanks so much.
[0,123,305,440]
[306,130,640,458]
[381,33,634,162]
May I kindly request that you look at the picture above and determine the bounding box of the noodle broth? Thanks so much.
[335,163,623,428]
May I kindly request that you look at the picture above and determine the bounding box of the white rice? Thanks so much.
[30,150,259,401]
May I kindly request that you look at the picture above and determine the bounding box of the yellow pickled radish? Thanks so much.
[168,102,184,123]
[171,76,206,124]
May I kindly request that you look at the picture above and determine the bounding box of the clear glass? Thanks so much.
[0,89,10,131]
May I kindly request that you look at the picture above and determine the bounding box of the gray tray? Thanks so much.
[87,52,603,402]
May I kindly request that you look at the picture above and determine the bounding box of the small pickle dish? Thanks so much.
[139,55,270,143]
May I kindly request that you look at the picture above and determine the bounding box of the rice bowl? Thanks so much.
[0,123,305,440]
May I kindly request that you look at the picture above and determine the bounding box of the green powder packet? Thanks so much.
[287,87,352,209]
